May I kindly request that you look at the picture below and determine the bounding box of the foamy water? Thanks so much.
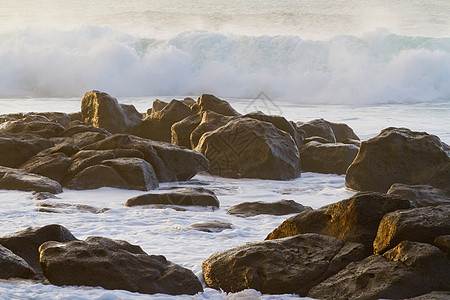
[1,1,449,103]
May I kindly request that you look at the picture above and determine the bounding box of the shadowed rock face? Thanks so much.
[227,200,312,217]
[0,167,63,194]
[171,113,202,149]
[346,127,450,193]
[373,205,450,254]
[125,187,219,208]
[39,236,203,295]
[0,244,36,279]
[308,241,450,300]
[296,119,336,143]
[195,118,300,180]
[266,192,412,251]
[202,233,367,295]
[0,224,77,274]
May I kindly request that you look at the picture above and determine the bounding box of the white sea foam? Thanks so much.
[1,25,449,104]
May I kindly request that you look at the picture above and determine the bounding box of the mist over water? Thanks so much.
[1,0,449,104]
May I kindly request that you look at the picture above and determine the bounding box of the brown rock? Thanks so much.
[130,99,193,142]
[300,141,359,174]
[190,111,236,148]
[373,205,450,254]
[190,221,232,233]
[0,244,36,279]
[202,233,367,295]
[296,119,336,143]
[195,94,240,116]
[227,200,312,217]
[0,133,54,168]
[266,192,412,251]
[195,118,300,180]
[0,167,63,194]
[308,241,450,300]
[171,113,202,149]
[387,183,450,207]
[81,91,139,134]
[39,236,203,295]
[346,127,450,192]
[20,152,72,183]
[0,224,76,274]
[125,187,219,208]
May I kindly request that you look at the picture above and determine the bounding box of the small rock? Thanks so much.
[125,187,220,208]
[227,200,312,217]
[190,221,232,232]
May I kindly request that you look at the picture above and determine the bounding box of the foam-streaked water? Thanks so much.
[1,1,449,103]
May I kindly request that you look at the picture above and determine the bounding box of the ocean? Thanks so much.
[0,1,449,299]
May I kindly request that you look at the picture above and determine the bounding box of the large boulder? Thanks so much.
[300,142,359,174]
[81,91,141,134]
[39,236,203,295]
[227,200,312,217]
[296,119,336,143]
[20,152,72,183]
[434,235,450,258]
[202,233,367,295]
[0,133,54,168]
[308,241,450,300]
[266,192,412,251]
[0,244,36,279]
[125,187,219,208]
[131,99,193,143]
[387,183,450,207]
[346,127,450,192]
[82,134,208,182]
[195,118,300,180]
[0,224,77,274]
[373,205,450,254]
[0,167,63,194]
[171,113,202,149]
[244,111,304,147]
[190,111,236,148]
[192,94,240,116]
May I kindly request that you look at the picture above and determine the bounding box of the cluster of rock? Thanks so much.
[203,187,450,299]
[0,225,203,295]
[0,92,209,194]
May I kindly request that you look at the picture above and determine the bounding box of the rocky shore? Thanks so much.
[0,91,449,298]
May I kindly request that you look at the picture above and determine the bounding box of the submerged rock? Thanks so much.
[202,233,367,295]
[227,200,312,217]
[346,127,450,192]
[266,192,412,251]
[190,221,232,233]
[125,187,219,208]
[195,118,300,180]
[308,241,450,300]
[39,236,203,295]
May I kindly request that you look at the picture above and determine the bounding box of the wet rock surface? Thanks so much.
[227,200,312,217]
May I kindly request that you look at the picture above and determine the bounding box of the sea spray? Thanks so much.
[1,25,449,104]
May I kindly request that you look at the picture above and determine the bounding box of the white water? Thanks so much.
[1,1,449,103]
